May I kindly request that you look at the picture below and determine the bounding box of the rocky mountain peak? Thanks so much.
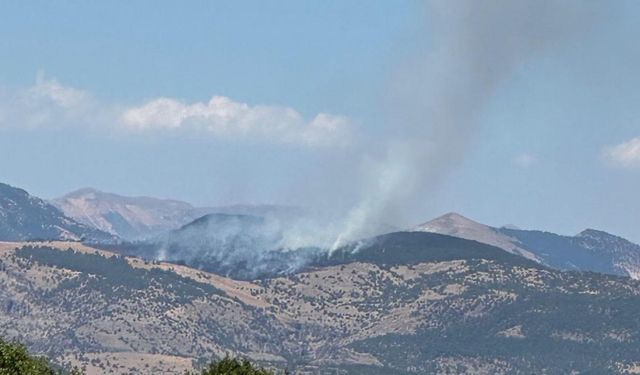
[413,212,540,261]
[577,228,619,240]
[415,212,482,233]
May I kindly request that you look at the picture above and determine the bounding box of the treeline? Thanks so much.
[0,337,276,375]
[15,246,226,301]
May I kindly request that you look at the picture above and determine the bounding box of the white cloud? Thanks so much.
[28,72,89,109]
[603,137,640,168]
[121,96,352,147]
[512,153,537,168]
[0,74,95,129]
[0,74,353,148]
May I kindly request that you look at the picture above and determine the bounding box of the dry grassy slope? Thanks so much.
[0,241,291,374]
[0,240,639,374]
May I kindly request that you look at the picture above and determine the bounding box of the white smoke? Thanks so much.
[148,1,606,272]
[330,0,603,249]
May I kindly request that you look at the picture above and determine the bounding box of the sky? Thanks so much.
[1,1,640,242]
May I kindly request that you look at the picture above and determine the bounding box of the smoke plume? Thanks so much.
[331,0,601,248]
[147,1,605,275]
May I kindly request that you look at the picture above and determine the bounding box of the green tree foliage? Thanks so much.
[1,338,273,375]
[189,357,276,375]
[0,338,56,375]
[0,338,82,375]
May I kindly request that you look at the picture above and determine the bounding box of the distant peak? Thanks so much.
[415,212,483,230]
[501,224,521,230]
[0,182,31,197]
[441,212,465,218]
[577,228,615,238]
[432,212,477,224]
[64,187,102,197]
[434,212,472,221]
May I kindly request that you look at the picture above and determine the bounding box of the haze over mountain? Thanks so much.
[104,209,397,280]
[415,212,640,279]
[53,188,303,240]
[0,183,114,243]
[5,181,640,283]
[141,213,318,280]
[52,188,206,240]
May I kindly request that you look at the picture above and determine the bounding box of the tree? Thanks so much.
[0,338,83,375]
[1,337,274,375]
[189,357,276,375]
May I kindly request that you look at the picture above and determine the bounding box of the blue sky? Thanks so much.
[1,1,640,242]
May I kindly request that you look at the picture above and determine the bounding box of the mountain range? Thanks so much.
[51,188,201,240]
[2,182,640,281]
[415,212,640,279]
[2,182,640,373]
[52,188,302,240]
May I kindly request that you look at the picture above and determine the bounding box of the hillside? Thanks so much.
[1,233,639,374]
[0,183,114,243]
[498,227,640,279]
[104,212,325,280]
[151,213,322,280]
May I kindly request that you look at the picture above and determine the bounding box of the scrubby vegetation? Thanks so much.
[4,238,640,374]
[15,246,226,301]
[188,357,276,375]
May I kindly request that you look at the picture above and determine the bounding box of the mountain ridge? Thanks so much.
[52,187,305,241]
[0,182,115,243]
[415,212,640,279]
[413,212,540,261]
[52,188,198,240]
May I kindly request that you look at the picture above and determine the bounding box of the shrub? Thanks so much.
[190,357,276,375]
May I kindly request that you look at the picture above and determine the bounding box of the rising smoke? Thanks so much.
[331,0,602,248]
[153,1,605,276]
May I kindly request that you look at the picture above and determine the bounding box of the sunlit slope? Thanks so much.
[0,233,639,374]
